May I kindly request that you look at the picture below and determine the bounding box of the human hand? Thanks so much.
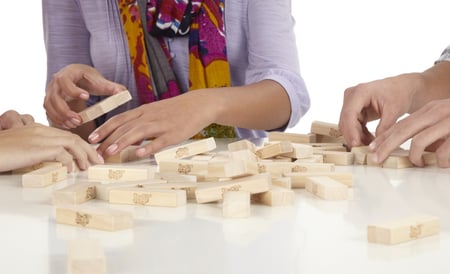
[44,64,126,129]
[0,110,34,130]
[368,98,450,168]
[0,124,104,172]
[88,90,218,157]
[339,73,424,147]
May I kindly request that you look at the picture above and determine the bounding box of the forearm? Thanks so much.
[213,80,291,130]
[411,61,450,112]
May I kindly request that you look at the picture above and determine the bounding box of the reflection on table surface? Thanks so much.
[0,148,449,274]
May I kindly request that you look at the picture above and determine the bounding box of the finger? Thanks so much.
[375,107,402,137]
[82,73,126,96]
[409,117,450,166]
[136,135,171,157]
[371,107,437,164]
[21,114,35,125]
[53,72,90,100]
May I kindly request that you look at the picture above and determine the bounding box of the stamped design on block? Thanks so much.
[75,212,91,227]
[175,147,189,158]
[410,224,423,239]
[108,169,125,180]
[178,164,193,174]
[133,193,151,205]
[85,186,96,199]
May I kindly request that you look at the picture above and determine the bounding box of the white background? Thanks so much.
[1,0,449,134]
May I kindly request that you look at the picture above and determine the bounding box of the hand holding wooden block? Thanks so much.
[78,90,132,124]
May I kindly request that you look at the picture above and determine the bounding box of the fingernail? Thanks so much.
[369,141,376,151]
[97,153,104,164]
[80,93,89,100]
[106,143,118,154]
[89,132,99,142]
[70,118,81,125]
[136,147,147,157]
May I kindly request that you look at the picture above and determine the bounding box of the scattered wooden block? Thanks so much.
[311,121,342,138]
[256,162,335,177]
[305,176,349,200]
[367,215,440,245]
[422,152,437,166]
[228,149,258,162]
[207,160,258,178]
[87,165,156,181]
[67,239,106,274]
[189,153,216,161]
[144,182,198,200]
[294,154,323,163]
[155,172,197,183]
[12,161,63,174]
[272,177,292,189]
[351,146,371,165]
[280,143,314,159]
[315,151,355,166]
[55,205,133,231]
[109,188,187,207]
[78,90,132,124]
[255,141,293,159]
[158,159,208,176]
[314,134,346,144]
[104,145,142,163]
[284,172,353,188]
[52,181,97,205]
[95,180,166,201]
[222,191,251,218]
[154,137,217,163]
[382,155,414,169]
[252,186,295,206]
[227,139,257,152]
[268,131,316,143]
[195,173,271,204]
[22,165,68,187]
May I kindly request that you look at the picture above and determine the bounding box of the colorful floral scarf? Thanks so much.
[118,0,235,138]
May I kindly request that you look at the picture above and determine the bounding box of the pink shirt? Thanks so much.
[43,0,310,138]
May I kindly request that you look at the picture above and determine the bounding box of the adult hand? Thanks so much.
[89,89,218,157]
[0,110,34,130]
[339,73,424,147]
[0,124,104,172]
[369,98,450,168]
[44,64,126,129]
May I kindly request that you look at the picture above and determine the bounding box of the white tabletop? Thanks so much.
[1,156,450,274]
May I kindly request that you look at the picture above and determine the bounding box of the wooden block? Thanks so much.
[314,134,346,144]
[255,141,293,159]
[256,162,335,177]
[144,182,198,200]
[158,159,208,176]
[109,188,187,207]
[78,90,132,124]
[252,186,295,206]
[312,144,347,152]
[305,176,348,200]
[67,239,106,274]
[154,137,216,163]
[22,165,68,187]
[311,121,342,138]
[87,164,156,181]
[55,205,133,231]
[227,139,256,152]
[272,177,292,189]
[52,181,97,205]
[228,149,258,162]
[189,153,216,161]
[351,146,371,165]
[207,160,258,178]
[222,191,251,218]
[294,154,323,163]
[268,131,316,143]
[95,180,166,201]
[382,155,413,169]
[155,172,198,183]
[284,172,353,188]
[104,145,142,163]
[12,161,63,174]
[422,152,437,166]
[315,151,354,166]
[280,143,314,159]
[195,173,271,204]
[367,215,440,245]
